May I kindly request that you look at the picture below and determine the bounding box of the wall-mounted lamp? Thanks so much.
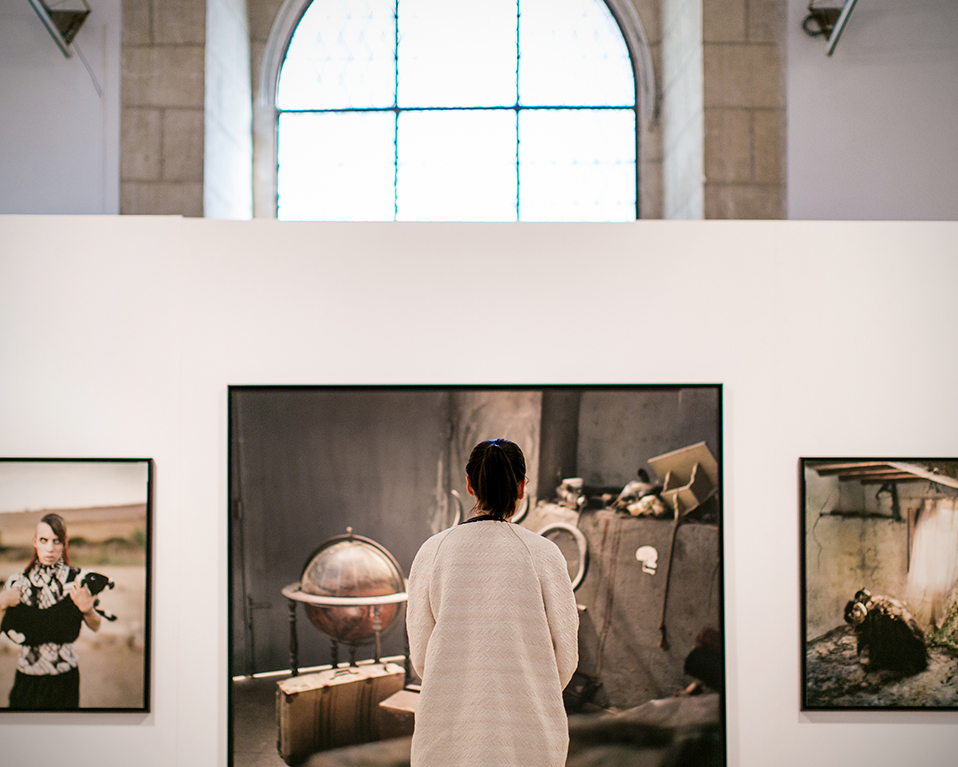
[802,0,859,56]
[27,0,91,59]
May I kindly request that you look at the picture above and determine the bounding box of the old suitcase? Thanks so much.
[276,662,405,764]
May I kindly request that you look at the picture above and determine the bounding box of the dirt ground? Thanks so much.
[0,564,147,709]
[805,624,958,708]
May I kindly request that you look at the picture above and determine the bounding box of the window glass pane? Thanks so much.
[519,0,634,107]
[398,0,517,108]
[277,0,396,110]
[278,111,396,220]
[397,109,517,221]
[519,109,635,221]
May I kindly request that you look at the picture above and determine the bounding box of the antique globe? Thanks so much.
[287,528,407,647]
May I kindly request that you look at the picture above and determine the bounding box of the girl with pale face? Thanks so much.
[33,522,65,567]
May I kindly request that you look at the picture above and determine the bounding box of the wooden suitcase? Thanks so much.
[276,663,405,764]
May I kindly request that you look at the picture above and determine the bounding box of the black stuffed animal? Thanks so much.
[1,570,117,646]
[80,571,117,621]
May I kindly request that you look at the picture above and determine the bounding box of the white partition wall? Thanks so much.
[0,217,957,766]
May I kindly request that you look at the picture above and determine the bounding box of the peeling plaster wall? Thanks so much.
[804,468,958,640]
[804,512,909,641]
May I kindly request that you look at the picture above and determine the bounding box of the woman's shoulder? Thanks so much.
[412,527,455,559]
[507,521,554,544]
[505,522,567,560]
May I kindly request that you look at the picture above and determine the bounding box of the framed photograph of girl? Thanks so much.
[0,458,153,713]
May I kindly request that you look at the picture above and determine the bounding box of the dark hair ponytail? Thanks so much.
[466,438,526,520]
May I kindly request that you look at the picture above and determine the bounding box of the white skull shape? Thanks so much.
[635,545,658,575]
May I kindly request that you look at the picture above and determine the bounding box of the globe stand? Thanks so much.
[282,585,408,678]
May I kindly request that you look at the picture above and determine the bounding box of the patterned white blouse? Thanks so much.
[7,560,80,676]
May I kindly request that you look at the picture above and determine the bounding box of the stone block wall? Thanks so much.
[121,0,207,216]
[661,0,786,219]
[702,0,785,218]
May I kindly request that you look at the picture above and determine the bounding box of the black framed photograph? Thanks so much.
[802,458,958,710]
[0,458,153,712]
[229,385,724,766]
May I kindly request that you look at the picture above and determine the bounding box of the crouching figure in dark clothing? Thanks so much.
[844,588,928,676]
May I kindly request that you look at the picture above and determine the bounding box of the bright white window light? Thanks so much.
[278,112,396,221]
[518,0,634,107]
[398,0,518,108]
[276,0,637,221]
[277,0,397,110]
[397,109,517,221]
[519,109,636,222]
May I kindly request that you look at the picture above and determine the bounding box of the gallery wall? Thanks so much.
[0,216,956,766]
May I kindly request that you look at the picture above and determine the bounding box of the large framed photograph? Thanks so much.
[0,458,152,712]
[802,458,958,710]
[229,385,724,766]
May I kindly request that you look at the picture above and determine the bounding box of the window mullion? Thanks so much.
[394,0,400,221]
[274,0,640,222]
[514,0,520,222]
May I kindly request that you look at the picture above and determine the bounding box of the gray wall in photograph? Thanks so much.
[229,386,721,680]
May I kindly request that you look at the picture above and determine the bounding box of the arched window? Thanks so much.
[271,0,645,221]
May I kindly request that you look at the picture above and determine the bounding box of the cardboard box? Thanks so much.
[648,442,718,516]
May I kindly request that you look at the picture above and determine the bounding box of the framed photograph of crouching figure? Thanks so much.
[229,385,724,767]
[0,458,152,713]
[801,457,958,710]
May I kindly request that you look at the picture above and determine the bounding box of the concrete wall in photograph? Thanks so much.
[804,512,909,641]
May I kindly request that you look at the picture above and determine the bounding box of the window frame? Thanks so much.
[254,0,657,220]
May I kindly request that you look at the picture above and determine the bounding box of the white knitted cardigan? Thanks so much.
[406,520,579,767]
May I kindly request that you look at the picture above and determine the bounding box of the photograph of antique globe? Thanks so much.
[228,386,724,767]
[286,530,407,664]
